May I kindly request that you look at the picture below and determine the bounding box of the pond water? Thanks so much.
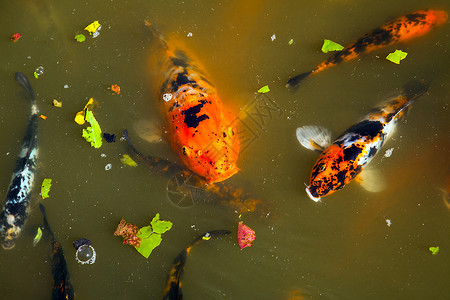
[0,0,449,299]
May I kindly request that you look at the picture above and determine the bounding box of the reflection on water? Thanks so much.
[0,0,449,299]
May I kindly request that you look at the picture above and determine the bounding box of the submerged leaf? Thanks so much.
[386,50,408,64]
[33,227,42,247]
[41,178,52,199]
[321,39,344,53]
[257,85,270,93]
[120,154,137,167]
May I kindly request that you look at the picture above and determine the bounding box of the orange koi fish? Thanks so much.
[147,22,239,183]
[296,81,428,201]
[286,9,447,89]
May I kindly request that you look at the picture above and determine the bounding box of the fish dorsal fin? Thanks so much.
[133,119,163,143]
[296,125,332,152]
[356,168,386,192]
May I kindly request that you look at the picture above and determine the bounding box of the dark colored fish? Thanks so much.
[39,203,75,300]
[122,130,268,215]
[0,72,39,249]
[297,81,429,201]
[286,9,448,89]
[162,230,231,300]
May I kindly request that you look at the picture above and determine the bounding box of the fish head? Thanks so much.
[427,10,448,26]
[306,144,355,201]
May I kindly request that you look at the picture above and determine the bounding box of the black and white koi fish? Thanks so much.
[162,230,231,300]
[39,203,75,300]
[0,72,39,250]
[296,81,428,201]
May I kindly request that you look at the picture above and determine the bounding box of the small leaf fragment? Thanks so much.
[39,115,47,120]
[150,213,173,234]
[120,154,137,167]
[103,133,116,143]
[321,39,344,53]
[111,84,120,94]
[84,21,101,34]
[288,39,294,45]
[386,50,408,64]
[10,33,22,42]
[429,246,439,255]
[257,85,270,93]
[237,221,255,249]
[52,99,62,107]
[33,227,42,247]
[74,34,86,42]
[41,178,53,199]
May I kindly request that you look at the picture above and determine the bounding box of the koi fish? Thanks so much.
[39,203,75,300]
[296,81,428,201]
[162,230,231,300]
[286,9,448,89]
[0,72,39,249]
[147,22,240,183]
[122,130,268,215]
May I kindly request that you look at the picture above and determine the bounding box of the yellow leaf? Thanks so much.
[52,99,62,107]
[120,154,137,167]
[84,21,101,34]
[75,111,85,125]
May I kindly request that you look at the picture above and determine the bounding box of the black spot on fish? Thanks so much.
[368,146,378,158]
[405,13,427,23]
[171,71,198,92]
[346,120,383,139]
[353,28,394,53]
[182,102,209,128]
[343,144,363,162]
[171,57,190,68]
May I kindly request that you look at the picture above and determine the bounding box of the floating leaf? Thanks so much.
[10,33,22,42]
[103,133,116,143]
[39,115,47,120]
[135,233,162,258]
[321,39,344,53]
[120,154,137,167]
[84,21,101,35]
[41,178,52,199]
[82,108,102,148]
[386,50,408,64]
[429,246,439,255]
[52,99,62,107]
[33,227,42,247]
[288,39,294,45]
[111,84,120,94]
[257,85,270,93]
[74,34,86,42]
[150,213,173,234]
[74,111,85,125]
[237,221,255,249]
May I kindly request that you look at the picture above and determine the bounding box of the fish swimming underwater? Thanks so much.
[0,72,39,249]
[39,203,75,300]
[296,81,428,201]
[162,230,231,300]
[286,9,448,89]
[147,22,240,183]
[122,130,268,215]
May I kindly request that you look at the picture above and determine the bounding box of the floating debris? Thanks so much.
[73,238,96,264]
[321,39,344,53]
[257,85,270,93]
[386,50,408,64]
[10,33,22,42]
[237,221,255,249]
[74,34,86,42]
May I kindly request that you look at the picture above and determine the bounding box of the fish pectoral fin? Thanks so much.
[356,168,386,193]
[296,125,332,152]
[133,119,163,143]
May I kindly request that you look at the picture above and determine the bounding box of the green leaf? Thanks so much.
[321,39,344,53]
[74,34,86,42]
[120,154,137,167]
[41,178,52,199]
[288,39,294,45]
[429,246,439,255]
[82,110,102,148]
[386,50,408,64]
[150,213,173,234]
[33,227,42,247]
[135,233,162,258]
[137,225,153,239]
[257,85,270,93]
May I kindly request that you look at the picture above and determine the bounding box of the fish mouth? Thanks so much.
[305,186,321,202]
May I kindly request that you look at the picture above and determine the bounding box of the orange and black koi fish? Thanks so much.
[122,130,267,215]
[39,203,75,300]
[286,9,447,89]
[162,230,230,300]
[296,81,428,201]
[147,22,240,183]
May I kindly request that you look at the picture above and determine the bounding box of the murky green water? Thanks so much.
[1,1,449,299]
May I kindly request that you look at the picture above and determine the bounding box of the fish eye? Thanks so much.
[318,163,326,172]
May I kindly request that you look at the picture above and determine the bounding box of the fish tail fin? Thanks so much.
[15,72,35,102]
[162,230,231,300]
[286,71,313,91]
[144,19,169,51]
[39,203,55,239]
